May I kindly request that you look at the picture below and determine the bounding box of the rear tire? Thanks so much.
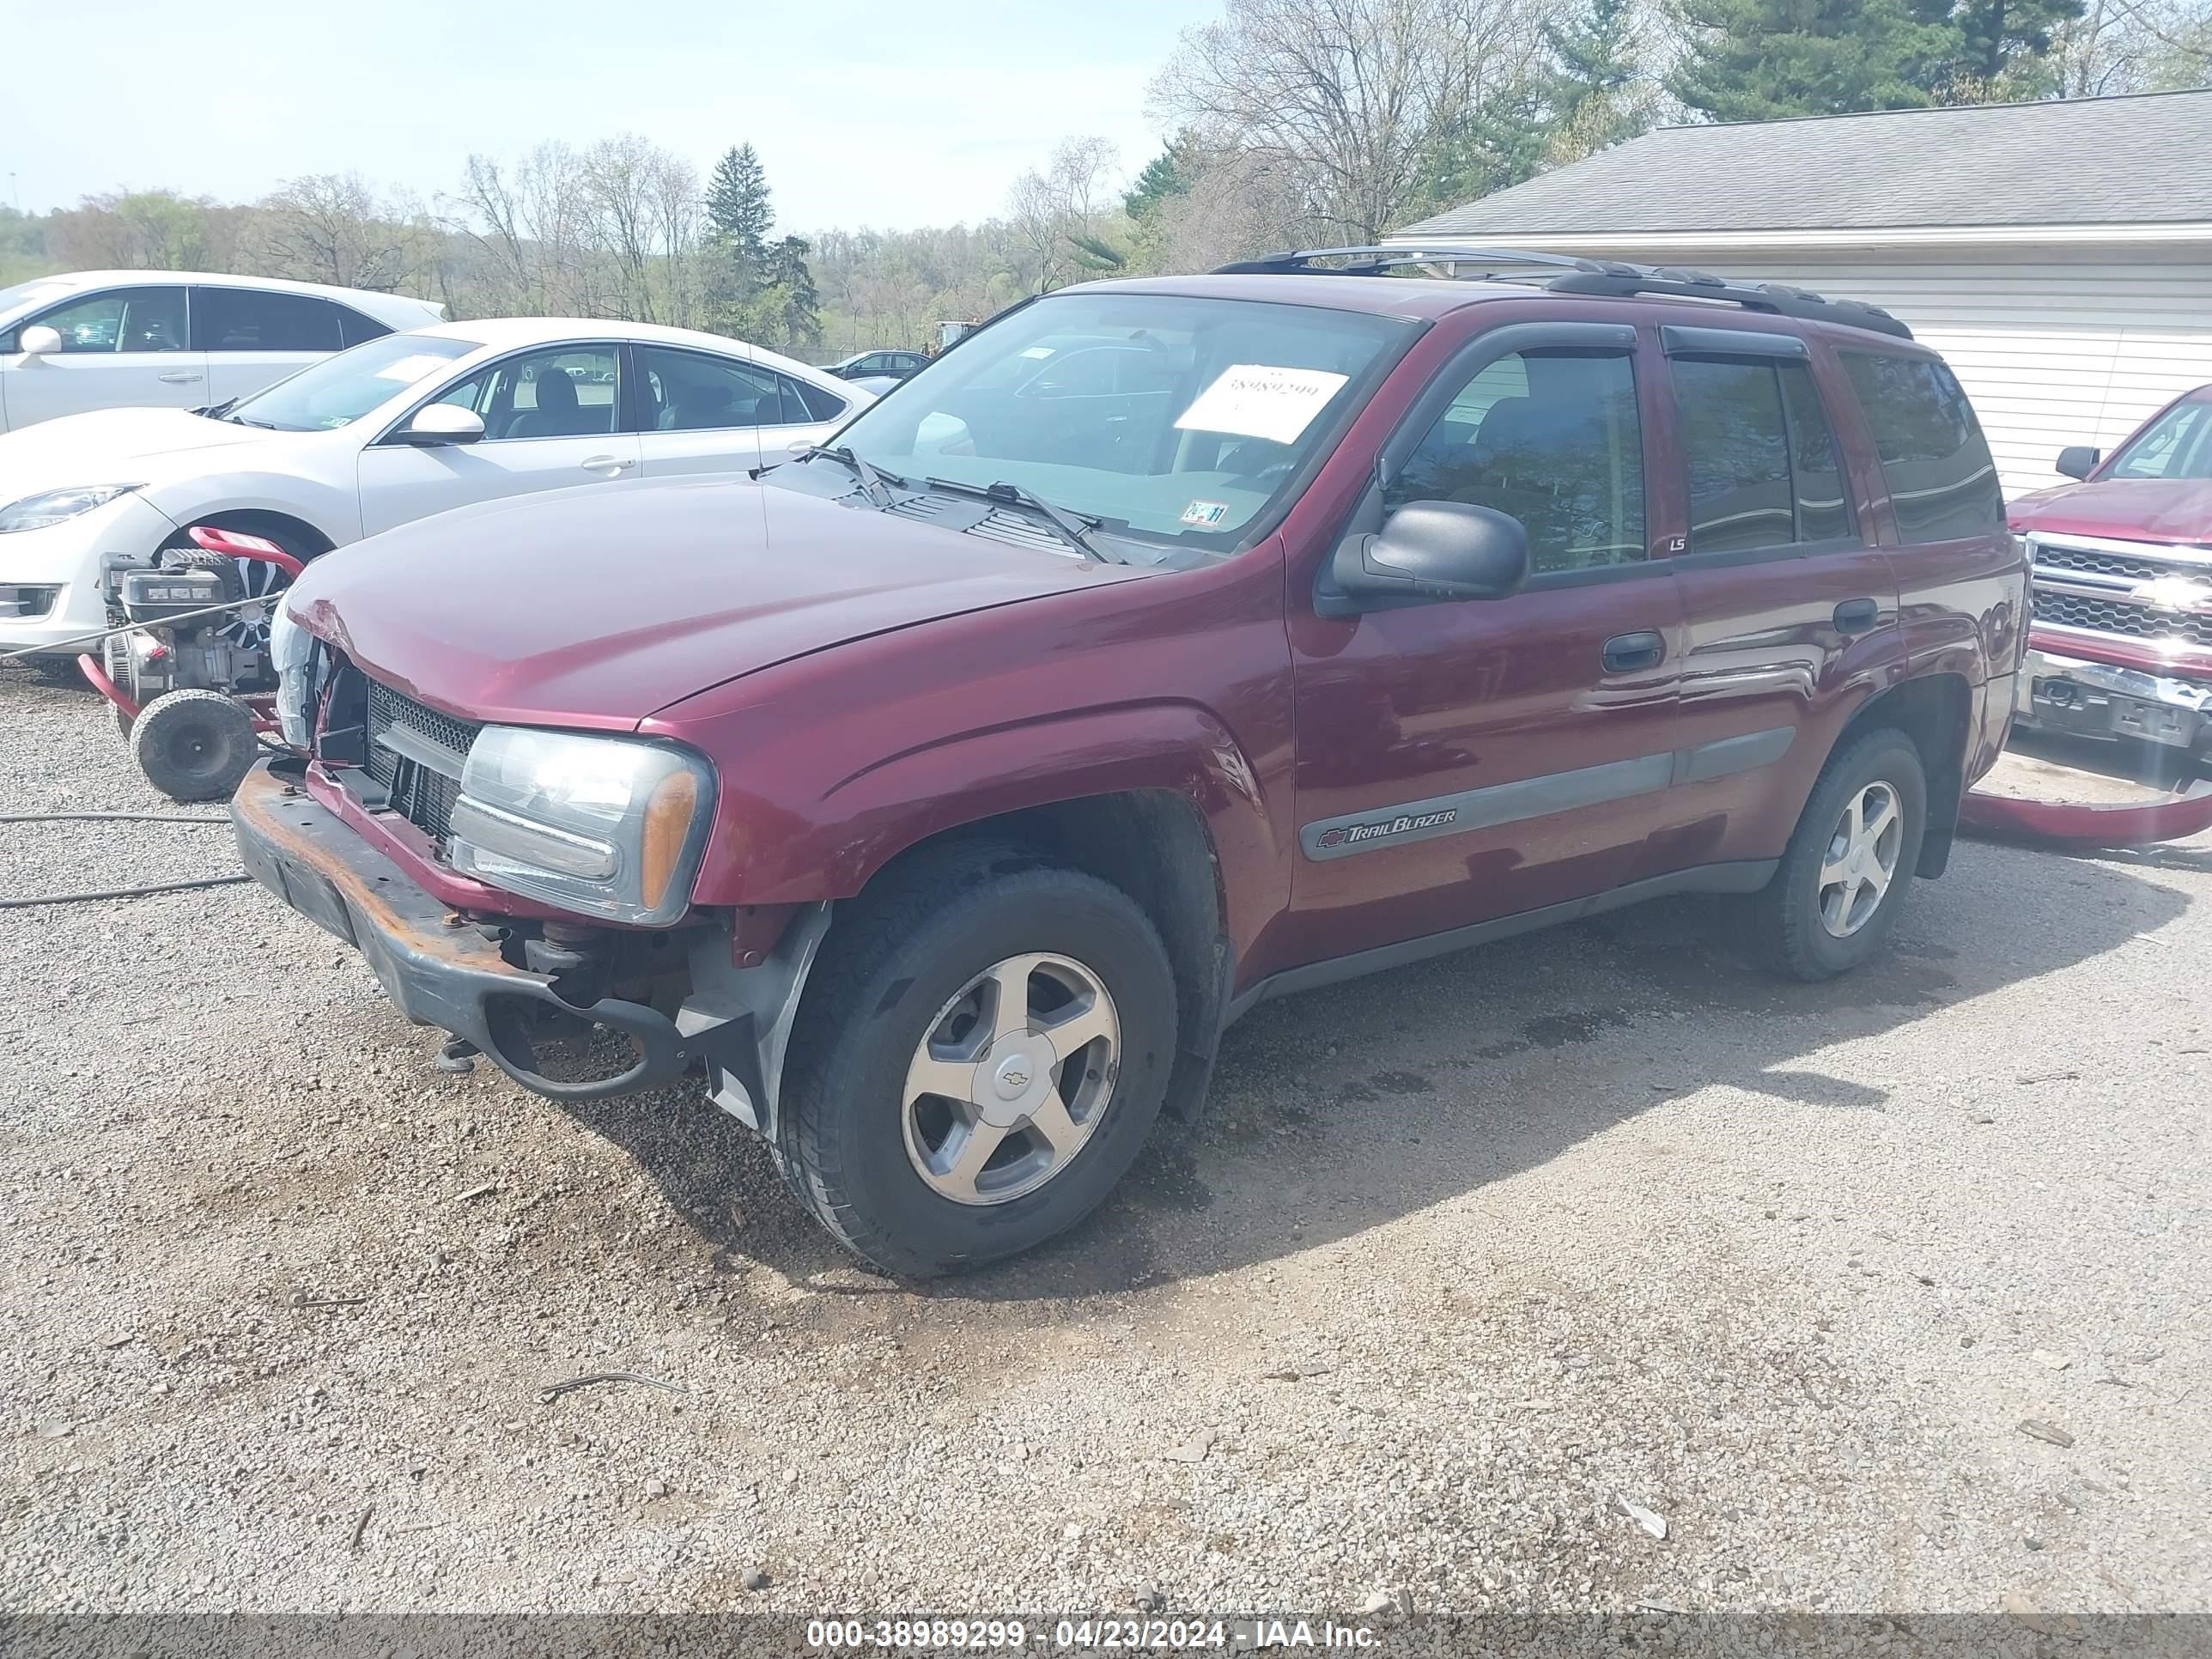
[1750,728,1928,981]
[776,842,1178,1278]
[130,689,258,803]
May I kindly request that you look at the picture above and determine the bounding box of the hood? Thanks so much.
[0,407,292,502]
[2008,477,2212,547]
[287,475,1150,727]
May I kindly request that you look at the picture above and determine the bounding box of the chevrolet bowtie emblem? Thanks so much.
[2128,574,2212,615]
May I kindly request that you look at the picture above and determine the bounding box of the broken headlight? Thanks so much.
[270,605,319,750]
[448,726,716,927]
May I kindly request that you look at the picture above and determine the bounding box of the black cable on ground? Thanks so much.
[1,873,256,910]
[0,811,231,825]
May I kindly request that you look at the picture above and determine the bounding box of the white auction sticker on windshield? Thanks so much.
[1174,364,1350,445]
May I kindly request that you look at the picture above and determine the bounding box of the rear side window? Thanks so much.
[1389,349,1645,574]
[796,379,849,422]
[1675,356,1852,554]
[339,308,393,347]
[191,288,343,353]
[1842,353,2002,542]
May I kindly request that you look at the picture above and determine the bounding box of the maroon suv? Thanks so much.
[2007,384,2212,766]
[233,247,2025,1275]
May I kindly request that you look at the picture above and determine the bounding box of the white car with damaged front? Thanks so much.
[0,318,870,668]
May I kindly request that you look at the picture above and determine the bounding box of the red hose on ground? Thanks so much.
[76,651,141,720]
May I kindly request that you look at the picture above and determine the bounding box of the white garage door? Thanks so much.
[1674,246,2212,496]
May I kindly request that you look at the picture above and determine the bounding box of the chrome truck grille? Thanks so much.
[2028,534,2212,653]
[363,680,481,844]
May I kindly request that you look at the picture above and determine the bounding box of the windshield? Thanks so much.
[2106,398,2212,482]
[0,276,76,320]
[830,292,1418,553]
[228,333,479,431]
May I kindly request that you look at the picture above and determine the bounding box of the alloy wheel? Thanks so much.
[1818,780,1903,938]
[901,952,1121,1206]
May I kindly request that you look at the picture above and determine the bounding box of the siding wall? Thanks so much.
[1539,243,2212,495]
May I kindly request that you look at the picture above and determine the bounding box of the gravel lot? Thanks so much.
[3,661,2207,1631]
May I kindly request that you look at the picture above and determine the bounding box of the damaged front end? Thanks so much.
[229,652,833,1135]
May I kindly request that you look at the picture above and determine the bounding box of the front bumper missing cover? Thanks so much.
[231,758,690,1101]
[2016,643,2212,755]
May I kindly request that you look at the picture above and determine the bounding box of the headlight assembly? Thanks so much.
[269,606,319,750]
[0,484,144,533]
[448,726,715,927]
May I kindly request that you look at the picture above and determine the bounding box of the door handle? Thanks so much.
[580,455,635,473]
[1601,630,1667,673]
[1833,598,1881,635]
[156,371,203,384]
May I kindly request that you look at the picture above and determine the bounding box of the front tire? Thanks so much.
[777,843,1178,1278]
[130,689,258,802]
[1750,728,1928,981]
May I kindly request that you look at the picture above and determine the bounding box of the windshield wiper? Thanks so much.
[192,398,239,421]
[802,444,904,508]
[924,476,1113,562]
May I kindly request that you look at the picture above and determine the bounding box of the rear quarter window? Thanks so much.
[1841,352,2002,543]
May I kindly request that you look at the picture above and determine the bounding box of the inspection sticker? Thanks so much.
[1180,499,1231,528]
[1174,364,1351,445]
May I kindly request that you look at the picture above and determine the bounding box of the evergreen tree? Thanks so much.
[1668,0,1958,121]
[1940,0,2086,94]
[748,234,822,349]
[1124,137,1196,222]
[1539,0,1658,160]
[706,143,774,258]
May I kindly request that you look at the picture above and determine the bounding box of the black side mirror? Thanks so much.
[1318,501,1530,617]
[2057,445,2100,482]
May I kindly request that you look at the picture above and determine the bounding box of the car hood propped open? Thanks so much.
[286,473,1150,728]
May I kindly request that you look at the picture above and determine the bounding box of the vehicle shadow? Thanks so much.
[558,830,2187,1305]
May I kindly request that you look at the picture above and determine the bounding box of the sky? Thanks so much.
[1,0,1210,231]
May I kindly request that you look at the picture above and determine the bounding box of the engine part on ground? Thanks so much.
[129,688,262,802]
[76,523,307,800]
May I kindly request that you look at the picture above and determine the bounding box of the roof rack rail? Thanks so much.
[1545,267,1914,341]
[1211,243,1914,342]
[1212,245,1641,278]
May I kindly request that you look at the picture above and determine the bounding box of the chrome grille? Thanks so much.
[2033,591,2212,650]
[2033,544,2174,584]
[363,680,480,844]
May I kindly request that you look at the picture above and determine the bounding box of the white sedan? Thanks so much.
[0,318,870,665]
[0,270,444,432]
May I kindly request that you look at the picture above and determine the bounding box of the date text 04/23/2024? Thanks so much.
[804,1617,1382,1649]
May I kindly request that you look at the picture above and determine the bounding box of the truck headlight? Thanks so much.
[448,726,715,927]
[270,606,316,750]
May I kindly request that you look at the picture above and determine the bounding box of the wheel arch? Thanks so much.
[1832,671,1975,878]
[840,787,1235,1123]
[161,507,337,560]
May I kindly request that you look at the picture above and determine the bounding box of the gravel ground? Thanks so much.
[3,661,2207,1631]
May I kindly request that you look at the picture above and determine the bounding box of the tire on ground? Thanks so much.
[1749,726,1929,981]
[776,841,1179,1278]
[130,688,259,803]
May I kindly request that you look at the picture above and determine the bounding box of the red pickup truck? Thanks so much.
[2007,384,2212,769]
[232,248,2025,1274]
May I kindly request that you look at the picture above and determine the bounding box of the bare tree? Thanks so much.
[257,173,427,290]
[2052,0,2212,90]
[1150,0,1552,242]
